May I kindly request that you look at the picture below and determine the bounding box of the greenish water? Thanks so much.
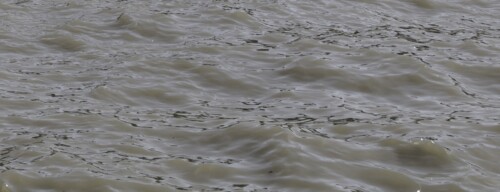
[1,0,499,191]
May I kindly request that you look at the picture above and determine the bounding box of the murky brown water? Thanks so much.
[1,0,499,191]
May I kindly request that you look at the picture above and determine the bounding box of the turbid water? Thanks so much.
[0,0,499,191]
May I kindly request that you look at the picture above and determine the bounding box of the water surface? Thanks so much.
[1,0,499,191]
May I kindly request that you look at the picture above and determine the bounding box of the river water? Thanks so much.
[0,0,499,191]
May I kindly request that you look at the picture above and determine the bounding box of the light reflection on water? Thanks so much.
[0,0,499,191]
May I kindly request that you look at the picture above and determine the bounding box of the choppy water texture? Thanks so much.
[1,0,499,191]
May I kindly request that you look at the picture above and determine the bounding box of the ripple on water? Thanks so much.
[39,33,86,52]
[380,138,455,169]
[157,123,444,191]
[0,170,171,192]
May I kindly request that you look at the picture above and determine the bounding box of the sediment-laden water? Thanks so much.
[1,0,499,191]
